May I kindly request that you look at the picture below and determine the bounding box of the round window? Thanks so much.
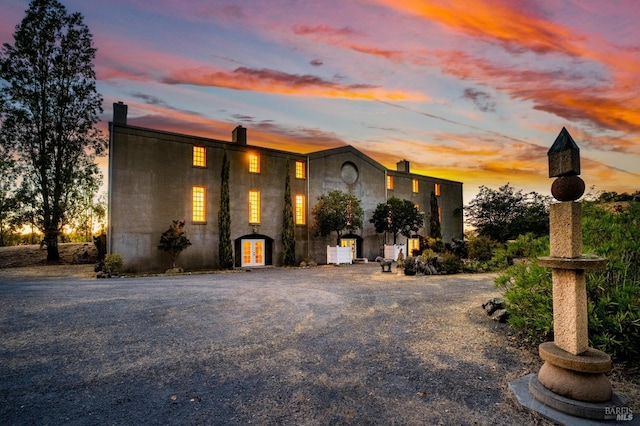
[340,162,359,184]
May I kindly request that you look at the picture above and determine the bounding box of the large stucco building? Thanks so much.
[108,102,463,272]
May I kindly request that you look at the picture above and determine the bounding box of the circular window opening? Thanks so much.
[340,162,359,184]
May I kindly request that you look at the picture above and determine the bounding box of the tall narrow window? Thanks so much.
[192,186,205,222]
[387,175,394,190]
[435,183,441,196]
[412,178,419,193]
[249,154,260,173]
[295,160,306,179]
[438,206,442,223]
[295,194,306,225]
[249,190,261,224]
[193,146,206,167]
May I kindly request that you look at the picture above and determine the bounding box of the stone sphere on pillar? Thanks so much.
[551,175,585,202]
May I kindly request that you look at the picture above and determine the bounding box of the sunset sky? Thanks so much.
[1,0,639,203]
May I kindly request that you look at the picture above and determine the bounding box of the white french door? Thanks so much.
[241,239,265,267]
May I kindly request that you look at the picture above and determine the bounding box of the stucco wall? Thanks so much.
[109,121,463,272]
[109,125,308,272]
[308,147,388,262]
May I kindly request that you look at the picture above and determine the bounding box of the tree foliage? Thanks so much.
[0,0,105,260]
[369,197,424,244]
[158,219,192,269]
[465,184,550,243]
[429,190,442,239]
[218,151,233,269]
[282,160,296,266]
[0,148,19,246]
[312,190,363,244]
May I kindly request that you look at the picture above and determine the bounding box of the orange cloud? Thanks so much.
[163,66,425,101]
[371,0,585,56]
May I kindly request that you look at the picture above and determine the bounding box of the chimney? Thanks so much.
[113,101,127,125]
[232,126,247,145]
[397,159,410,173]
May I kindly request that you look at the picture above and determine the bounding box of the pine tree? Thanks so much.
[282,160,296,266]
[218,151,234,269]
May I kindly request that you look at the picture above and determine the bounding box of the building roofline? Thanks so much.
[111,122,462,184]
[308,145,387,171]
[110,122,307,158]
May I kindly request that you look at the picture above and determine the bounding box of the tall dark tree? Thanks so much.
[465,184,551,243]
[429,190,442,239]
[0,147,18,246]
[370,197,424,244]
[312,190,363,245]
[0,0,105,261]
[282,160,296,266]
[218,151,233,269]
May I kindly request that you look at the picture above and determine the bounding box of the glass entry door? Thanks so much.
[241,239,265,267]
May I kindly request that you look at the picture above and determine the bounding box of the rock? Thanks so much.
[492,309,509,322]
[482,297,505,315]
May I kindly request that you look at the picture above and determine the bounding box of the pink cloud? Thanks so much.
[162,66,427,101]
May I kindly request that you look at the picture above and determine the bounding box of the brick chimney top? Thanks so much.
[397,159,410,173]
[233,126,247,145]
[113,101,127,125]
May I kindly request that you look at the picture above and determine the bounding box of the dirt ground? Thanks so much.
[0,245,637,425]
[0,242,98,269]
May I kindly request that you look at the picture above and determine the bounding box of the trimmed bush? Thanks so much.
[104,253,124,274]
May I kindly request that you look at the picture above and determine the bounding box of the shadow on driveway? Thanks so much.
[0,264,545,425]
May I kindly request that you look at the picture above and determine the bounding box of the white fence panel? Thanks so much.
[327,246,353,265]
[384,244,406,260]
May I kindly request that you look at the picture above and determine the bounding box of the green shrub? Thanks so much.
[467,235,502,262]
[425,237,445,253]
[437,252,463,274]
[496,202,640,367]
[506,233,549,259]
[404,256,416,275]
[104,253,124,274]
[495,260,553,342]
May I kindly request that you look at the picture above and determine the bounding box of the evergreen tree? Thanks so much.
[218,151,234,269]
[0,0,105,261]
[430,190,442,239]
[282,160,296,266]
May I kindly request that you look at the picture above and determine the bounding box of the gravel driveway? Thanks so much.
[0,264,548,425]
